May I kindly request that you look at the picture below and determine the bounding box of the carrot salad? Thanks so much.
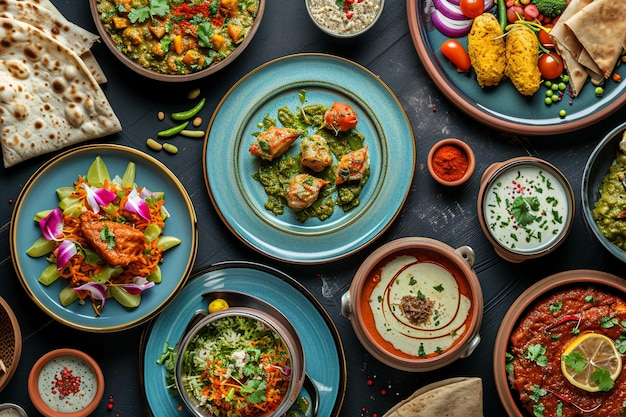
[179,315,292,417]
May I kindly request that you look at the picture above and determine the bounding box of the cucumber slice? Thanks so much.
[147,266,162,283]
[86,155,110,187]
[110,286,141,308]
[156,236,181,251]
[33,209,53,222]
[59,285,78,306]
[38,264,60,285]
[26,237,54,257]
[144,223,162,243]
[121,161,136,188]
[56,186,75,200]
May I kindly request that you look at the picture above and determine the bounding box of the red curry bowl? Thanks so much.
[341,237,483,372]
[493,270,626,417]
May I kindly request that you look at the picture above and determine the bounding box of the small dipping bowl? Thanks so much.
[341,237,483,372]
[28,349,104,417]
[175,301,306,417]
[0,403,27,417]
[427,138,475,186]
[305,0,384,38]
[477,157,575,263]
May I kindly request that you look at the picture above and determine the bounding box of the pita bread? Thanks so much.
[0,0,106,83]
[383,377,483,417]
[564,0,626,78]
[0,18,121,168]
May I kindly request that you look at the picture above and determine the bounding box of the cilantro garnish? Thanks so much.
[509,196,541,227]
[433,284,445,292]
[561,351,586,373]
[529,385,547,402]
[525,344,548,367]
[197,21,215,48]
[549,300,563,313]
[128,0,170,23]
[591,367,615,391]
[99,226,116,249]
[600,316,619,328]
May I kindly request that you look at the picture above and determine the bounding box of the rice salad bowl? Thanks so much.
[175,307,305,417]
[306,0,384,37]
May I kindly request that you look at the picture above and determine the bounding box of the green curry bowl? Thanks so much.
[89,0,266,82]
[174,301,306,417]
[582,122,626,263]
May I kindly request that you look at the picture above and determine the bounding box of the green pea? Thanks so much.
[171,98,206,121]
[561,75,570,83]
[559,109,567,118]
[545,97,553,105]
[157,121,189,137]
[558,82,567,91]
[595,87,605,97]
[546,89,554,97]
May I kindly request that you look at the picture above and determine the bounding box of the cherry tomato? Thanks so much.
[459,0,484,18]
[538,53,564,79]
[440,39,471,72]
[538,24,554,49]
[323,102,358,132]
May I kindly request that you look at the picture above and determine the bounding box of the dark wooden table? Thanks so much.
[1,0,625,416]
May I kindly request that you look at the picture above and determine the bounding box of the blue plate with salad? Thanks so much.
[407,0,626,135]
[9,144,198,332]
[203,53,415,264]
[140,261,347,417]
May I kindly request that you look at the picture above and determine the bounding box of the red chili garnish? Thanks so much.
[546,389,601,412]
[546,314,581,331]
[51,367,82,399]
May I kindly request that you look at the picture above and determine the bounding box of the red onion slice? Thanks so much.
[432,0,467,20]
[431,9,473,37]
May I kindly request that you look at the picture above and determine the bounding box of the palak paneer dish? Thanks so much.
[95,0,259,75]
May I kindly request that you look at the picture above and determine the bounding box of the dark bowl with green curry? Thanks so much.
[582,122,626,263]
[89,0,265,82]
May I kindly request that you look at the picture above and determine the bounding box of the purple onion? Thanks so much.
[431,9,473,37]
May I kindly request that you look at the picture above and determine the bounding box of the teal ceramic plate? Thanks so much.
[203,53,415,264]
[140,261,347,417]
[406,0,626,135]
[9,144,198,332]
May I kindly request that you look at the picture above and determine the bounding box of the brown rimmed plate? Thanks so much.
[406,0,626,135]
[493,269,626,416]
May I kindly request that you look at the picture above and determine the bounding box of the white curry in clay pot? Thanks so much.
[341,237,484,372]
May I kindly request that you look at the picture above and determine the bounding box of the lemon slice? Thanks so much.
[561,332,622,392]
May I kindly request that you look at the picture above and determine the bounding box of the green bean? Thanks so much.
[497,0,507,32]
[157,121,189,137]
[171,97,206,121]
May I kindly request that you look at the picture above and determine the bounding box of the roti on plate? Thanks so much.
[0,17,121,168]
[0,0,106,83]
[563,0,626,78]
[383,377,483,417]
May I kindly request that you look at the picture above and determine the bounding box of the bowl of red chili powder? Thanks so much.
[427,138,475,186]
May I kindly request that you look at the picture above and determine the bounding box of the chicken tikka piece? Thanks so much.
[467,13,506,88]
[505,26,542,96]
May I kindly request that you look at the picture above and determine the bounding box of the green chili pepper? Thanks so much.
[497,0,507,32]
[157,121,189,137]
[171,98,206,121]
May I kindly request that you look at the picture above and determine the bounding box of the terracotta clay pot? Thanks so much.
[341,237,483,372]
[427,138,475,186]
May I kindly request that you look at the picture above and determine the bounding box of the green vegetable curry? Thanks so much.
[252,92,370,223]
[95,0,259,75]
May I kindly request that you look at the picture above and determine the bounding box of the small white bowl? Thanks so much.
[0,403,28,417]
[305,0,384,38]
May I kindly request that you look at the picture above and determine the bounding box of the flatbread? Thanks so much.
[564,0,626,78]
[0,18,121,168]
[549,0,599,95]
[383,377,483,417]
[0,0,106,83]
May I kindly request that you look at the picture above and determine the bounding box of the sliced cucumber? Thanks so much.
[38,264,60,285]
[26,237,54,257]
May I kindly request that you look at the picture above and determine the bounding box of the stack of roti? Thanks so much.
[382,377,483,417]
[550,0,626,95]
[0,2,121,168]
